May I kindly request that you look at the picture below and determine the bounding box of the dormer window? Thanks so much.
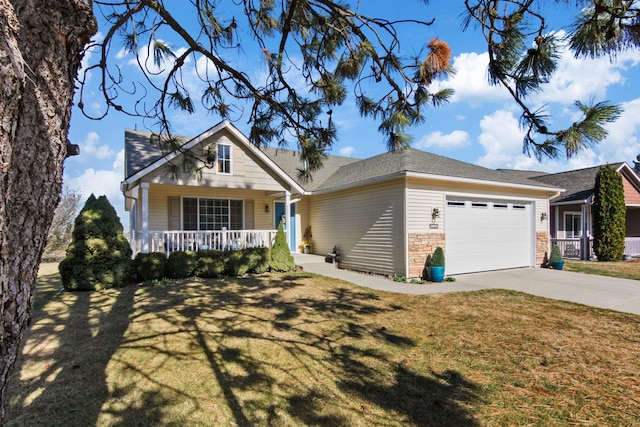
[217,144,231,174]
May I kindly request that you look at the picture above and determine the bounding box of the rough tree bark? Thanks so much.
[0,0,95,419]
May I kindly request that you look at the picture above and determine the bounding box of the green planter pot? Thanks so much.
[430,266,445,282]
[550,260,565,270]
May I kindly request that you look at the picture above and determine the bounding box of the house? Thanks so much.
[122,120,563,277]
[521,163,640,260]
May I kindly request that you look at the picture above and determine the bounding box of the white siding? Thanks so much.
[143,131,289,192]
[310,180,406,277]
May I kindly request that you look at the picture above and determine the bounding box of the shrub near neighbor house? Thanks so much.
[593,165,626,261]
[59,194,133,291]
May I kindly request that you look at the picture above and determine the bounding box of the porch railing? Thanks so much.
[625,237,640,256]
[551,238,594,259]
[148,230,277,255]
[552,237,640,259]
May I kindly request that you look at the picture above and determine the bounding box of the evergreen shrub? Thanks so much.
[269,222,295,272]
[59,194,133,291]
[134,252,168,282]
[167,250,197,279]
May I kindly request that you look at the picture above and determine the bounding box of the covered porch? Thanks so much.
[551,237,640,259]
[148,229,277,255]
[125,182,307,256]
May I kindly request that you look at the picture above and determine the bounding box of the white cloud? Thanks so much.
[415,130,470,150]
[532,32,640,107]
[598,98,640,164]
[65,150,127,228]
[475,110,525,169]
[474,108,604,172]
[339,146,356,156]
[79,132,114,160]
[433,52,508,105]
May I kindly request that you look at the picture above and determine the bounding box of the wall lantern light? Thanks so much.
[541,212,548,221]
[265,204,270,213]
[432,208,440,222]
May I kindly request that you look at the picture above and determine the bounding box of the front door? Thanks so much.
[275,202,296,251]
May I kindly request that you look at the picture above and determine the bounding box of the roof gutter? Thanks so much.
[312,170,564,195]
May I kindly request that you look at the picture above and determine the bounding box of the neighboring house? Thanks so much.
[523,163,640,260]
[122,120,563,278]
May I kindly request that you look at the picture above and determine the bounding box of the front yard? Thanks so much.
[6,263,640,426]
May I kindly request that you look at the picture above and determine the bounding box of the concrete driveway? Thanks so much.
[455,268,640,315]
[294,254,640,315]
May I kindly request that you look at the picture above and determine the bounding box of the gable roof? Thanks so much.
[123,121,562,194]
[122,121,305,195]
[528,163,626,204]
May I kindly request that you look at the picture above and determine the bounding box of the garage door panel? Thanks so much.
[446,199,532,275]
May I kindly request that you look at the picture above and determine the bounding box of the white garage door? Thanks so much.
[445,198,533,275]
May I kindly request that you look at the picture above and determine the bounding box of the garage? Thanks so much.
[445,198,534,275]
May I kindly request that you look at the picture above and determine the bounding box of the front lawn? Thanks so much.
[565,258,640,280]
[6,263,640,426]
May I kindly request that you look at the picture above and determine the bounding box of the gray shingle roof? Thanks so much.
[125,128,190,179]
[124,124,561,192]
[528,163,624,203]
[313,148,557,190]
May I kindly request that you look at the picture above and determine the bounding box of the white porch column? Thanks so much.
[581,204,590,260]
[284,191,291,251]
[141,182,150,253]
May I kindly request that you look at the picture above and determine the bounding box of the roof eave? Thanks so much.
[406,171,565,193]
[311,170,564,195]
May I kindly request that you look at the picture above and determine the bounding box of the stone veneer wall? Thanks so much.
[408,233,446,278]
[536,231,549,267]
[409,231,548,277]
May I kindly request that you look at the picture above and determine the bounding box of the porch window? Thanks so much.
[183,197,243,230]
[217,144,231,174]
[564,212,582,238]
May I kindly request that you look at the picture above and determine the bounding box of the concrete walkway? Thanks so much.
[293,254,640,315]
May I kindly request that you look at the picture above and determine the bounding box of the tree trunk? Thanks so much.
[0,0,95,419]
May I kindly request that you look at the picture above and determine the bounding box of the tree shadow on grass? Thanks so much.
[6,268,138,426]
[8,270,483,426]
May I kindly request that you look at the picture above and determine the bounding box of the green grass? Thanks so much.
[565,258,640,280]
[6,263,640,426]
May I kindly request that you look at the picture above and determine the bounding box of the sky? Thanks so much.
[64,2,640,230]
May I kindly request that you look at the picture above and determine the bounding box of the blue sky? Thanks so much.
[64,2,640,229]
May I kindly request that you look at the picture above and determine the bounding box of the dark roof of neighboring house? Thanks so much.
[527,163,625,203]
[123,123,561,192]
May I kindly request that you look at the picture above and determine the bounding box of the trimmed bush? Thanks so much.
[195,250,227,278]
[134,252,168,282]
[593,165,626,261]
[269,222,295,272]
[59,194,133,291]
[167,250,197,279]
[247,247,270,274]
[227,250,250,277]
